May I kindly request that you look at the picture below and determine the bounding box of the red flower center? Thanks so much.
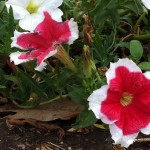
[120,92,133,106]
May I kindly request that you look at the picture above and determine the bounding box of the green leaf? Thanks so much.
[73,109,97,129]
[138,62,150,70]
[0,85,6,89]
[18,69,48,99]
[68,85,88,105]
[130,40,143,61]
[0,1,5,14]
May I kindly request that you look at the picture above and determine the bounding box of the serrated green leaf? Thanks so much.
[130,40,143,61]
[73,109,97,129]
[138,62,150,70]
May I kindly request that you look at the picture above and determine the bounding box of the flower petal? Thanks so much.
[9,51,33,65]
[15,31,49,50]
[19,13,44,31]
[141,0,150,9]
[106,58,142,84]
[35,12,78,45]
[143,71,150,79]
[88,85,109,119]
[109,123,138,148]
[67,18,79,44]
[6,4,29,20]
[141,123,150,135]
[11,30,26,49]
[115,105,150,135]
[35,48,57,71]
[40,0,63,8]
[5,0,29,8]
[46,8,63,22]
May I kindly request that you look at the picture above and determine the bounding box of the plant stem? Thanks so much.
[39,94,68,105]
[133,12,146,32]
[133,34,150,41]
[12,94,68,108]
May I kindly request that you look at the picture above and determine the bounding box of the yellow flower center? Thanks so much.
[120,92,133,106]
[26,0,41,14]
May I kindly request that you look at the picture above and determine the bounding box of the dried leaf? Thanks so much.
[7,118,65,138]
[0,98,84,121]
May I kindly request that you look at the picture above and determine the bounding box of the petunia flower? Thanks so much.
[141,0,150,9]
[5,0,63,31]
[88,58,150,148]
[10,12,79,71]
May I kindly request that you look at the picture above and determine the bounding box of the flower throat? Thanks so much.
[26,0,41,14]
[120,92,133,106]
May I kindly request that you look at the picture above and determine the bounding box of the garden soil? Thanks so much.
[0,118,150,150]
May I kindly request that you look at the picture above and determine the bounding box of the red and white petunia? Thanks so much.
[10,12,79,71]
[5,0,63,31]
[88,58,150,148]
[141,0,150,9]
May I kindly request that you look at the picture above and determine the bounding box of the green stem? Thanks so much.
[133,12,146,32]
[12,94,68,108]
[133,34,150,41]
[12,100,37,109]
[39,94,68,105]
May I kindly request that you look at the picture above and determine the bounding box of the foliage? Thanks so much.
[0,0,150,128]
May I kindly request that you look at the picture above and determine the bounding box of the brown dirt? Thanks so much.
[0,118,150,150]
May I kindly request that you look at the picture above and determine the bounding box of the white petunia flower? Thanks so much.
[141,0,150,9]
[5,0,63,31]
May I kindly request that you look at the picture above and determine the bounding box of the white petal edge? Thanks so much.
[140,123,150,135]
[9,51,33,65]
[88,85,108,119]
[109,124,138,148]
[67,18,79,45]
[141,0,150,9]
[143,71,150,79]
[35,49,57,71]
[11,30,29,49]
[106,58,142,84]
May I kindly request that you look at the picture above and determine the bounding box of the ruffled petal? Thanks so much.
[109,123,138,148]
[19,13,44,31]
[9,51,33,65]
[11,30,27,49]
[67,18,79,44]
[35,12,78,44]
[46,8,63,22]
[35,48,57,71]
[40,0,63,8]
[141,0,150,9]
[106,58,142,84]
[6,4,29,20]
[5,0,29,8]
[88,85,109,119]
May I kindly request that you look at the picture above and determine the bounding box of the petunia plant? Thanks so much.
[1,0,150,148]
